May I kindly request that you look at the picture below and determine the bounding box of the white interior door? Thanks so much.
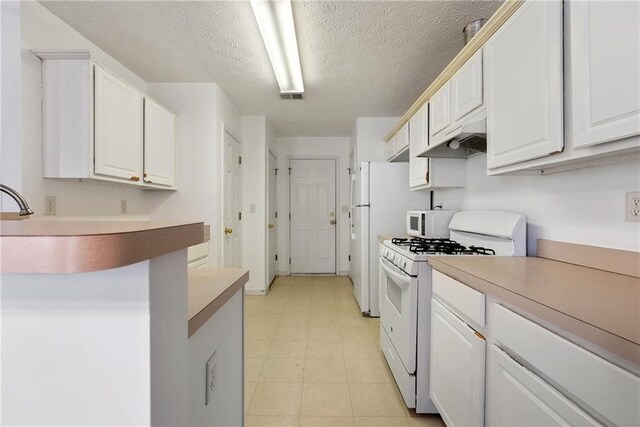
[223,131,241,268]
[290,159,336,274]
[268,151,278,286]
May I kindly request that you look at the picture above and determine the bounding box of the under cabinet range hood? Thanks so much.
[418,109,487,158]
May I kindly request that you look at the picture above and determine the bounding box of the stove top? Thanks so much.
[390,237,496,256]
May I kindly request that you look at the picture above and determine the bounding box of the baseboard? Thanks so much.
[244,288,267,296]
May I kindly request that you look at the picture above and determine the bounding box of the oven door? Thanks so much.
[379,257,418,373]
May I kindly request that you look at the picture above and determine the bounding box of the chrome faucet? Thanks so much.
[1,184,34,216]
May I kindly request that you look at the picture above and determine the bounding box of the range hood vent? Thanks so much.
[418,108,487,159]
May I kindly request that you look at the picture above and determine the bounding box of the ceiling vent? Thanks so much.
[280,93,304,100]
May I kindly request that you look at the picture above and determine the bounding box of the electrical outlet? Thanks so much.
[249,204,256,214]
[626,192,640,222]
[205,351,217,406]
[120,200,128,215]
[44,196,56,216]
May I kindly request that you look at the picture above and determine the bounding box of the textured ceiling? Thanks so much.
[40,0,502,136]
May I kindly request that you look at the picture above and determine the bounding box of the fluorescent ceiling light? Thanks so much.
[251,0,304,95]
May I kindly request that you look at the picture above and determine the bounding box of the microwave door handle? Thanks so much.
[379,259,411,287]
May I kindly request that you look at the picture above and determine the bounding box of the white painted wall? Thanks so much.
[276,137,351,276]
[1,1,22,211]
[434,154,640,254]
[188,290,243,427]
[20,2,149,218]
[241,116,268,293]
[350,117,399,164]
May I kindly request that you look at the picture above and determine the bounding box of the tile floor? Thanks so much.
[244,276,445,427]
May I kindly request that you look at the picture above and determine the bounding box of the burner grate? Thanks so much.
[390,237,495,255]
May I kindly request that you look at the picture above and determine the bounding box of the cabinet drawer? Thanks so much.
[493,304,640,426]
[432,270,485,327]
[488,345,600,426]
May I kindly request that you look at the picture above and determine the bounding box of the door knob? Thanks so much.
[224,227,233,235]
[268,224,275,229]
[330,219,337,225]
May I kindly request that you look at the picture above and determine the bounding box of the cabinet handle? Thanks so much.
[425,171,429,183]
[474,331,486,340]
[130,176,140,182]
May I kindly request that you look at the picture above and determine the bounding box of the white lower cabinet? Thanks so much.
[430,298,485,427]
[487,345,600,427]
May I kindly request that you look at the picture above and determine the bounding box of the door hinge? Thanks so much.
[239,156,242,165]
[289,257,291,264]
[288,167,292,175]
[289,213,291,220]
[275,254,278,261]
[275,168,279,175]
[275,211,278,218]
[239,212,242,220]
[348,255,351,261]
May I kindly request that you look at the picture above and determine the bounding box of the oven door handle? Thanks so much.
[379,259,412,287]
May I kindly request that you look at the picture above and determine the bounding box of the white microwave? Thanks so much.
[406,210,456,238]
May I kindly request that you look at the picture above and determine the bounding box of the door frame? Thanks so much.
[266,149,278,288]
[218,123,242,268]
[286,156,339,276]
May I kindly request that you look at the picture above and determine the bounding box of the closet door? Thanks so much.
[94,65,143,181]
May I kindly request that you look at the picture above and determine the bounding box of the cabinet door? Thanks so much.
[568,0,640,148]
[452,49,483,122]
[395,123,410,153]
[485,0,564,169]
[487,345,600,427]
[430,299,485,427]
[94,66,143,181]
[385,136,397,161]
[144,98,176,187]
[409,105,429,188]
[429,82,451,137]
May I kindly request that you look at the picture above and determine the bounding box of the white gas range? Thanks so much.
[378,210,526,413]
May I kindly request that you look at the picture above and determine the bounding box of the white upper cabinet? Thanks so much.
[36,51,177,189]
[144,98,176,187]
[409,104,429,189]
[429,82,451,137]
[94,65,144,182]
[568,0,640,148]
[451,50,483,122]
[395,123,410,153]
[485,0,564,169]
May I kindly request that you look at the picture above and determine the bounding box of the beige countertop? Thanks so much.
[0,220,204,274]
[428,255,640,364]
[377,234,412,244]
[188,268,249,337]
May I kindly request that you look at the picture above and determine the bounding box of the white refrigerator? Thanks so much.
[349,162,430,316]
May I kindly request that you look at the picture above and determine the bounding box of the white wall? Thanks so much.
[434,154,640,254]
[276,137,351,276]
[1,1,22,211]
[20,2,149,218]
[351,117,399,164]
[241,116,268,293]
